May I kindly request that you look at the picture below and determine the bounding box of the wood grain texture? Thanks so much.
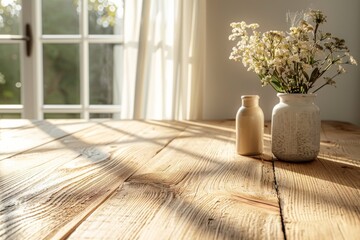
[274,121,360,240]
[1,120,359,240]
[0,120,95,161]
[0,120,184,240]
[69,121,283,240]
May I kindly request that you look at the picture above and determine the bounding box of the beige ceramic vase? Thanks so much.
[236,95,264,155]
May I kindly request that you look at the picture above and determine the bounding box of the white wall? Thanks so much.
[205,0,360,125]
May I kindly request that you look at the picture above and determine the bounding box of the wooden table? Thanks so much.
[0,120,359,240]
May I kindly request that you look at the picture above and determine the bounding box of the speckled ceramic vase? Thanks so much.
[271,93,320,162]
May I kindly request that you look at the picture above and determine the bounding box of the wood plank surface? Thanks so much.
[274,121,360,240]
[0,120,184,240]
[0,119,95,161]
[68,121,283,240]
[1,120,359,240]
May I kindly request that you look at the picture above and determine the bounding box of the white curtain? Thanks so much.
[121,0,206,120]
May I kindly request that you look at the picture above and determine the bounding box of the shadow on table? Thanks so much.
[1,119,280,239]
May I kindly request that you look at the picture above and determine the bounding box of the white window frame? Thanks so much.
[0,1,33,118]
[0,0,124,119]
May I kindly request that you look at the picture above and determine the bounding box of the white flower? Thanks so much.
[228,10,357,93]
[248,23,259,29]
[337,65,346,74]
[350,55,358,65]
[288,55,300,63]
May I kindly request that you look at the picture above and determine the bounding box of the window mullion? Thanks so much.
[80,0,89,120]
[21,0,42,119]
[35,0,44,119]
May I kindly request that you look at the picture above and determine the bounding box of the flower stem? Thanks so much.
[312,83,327,93]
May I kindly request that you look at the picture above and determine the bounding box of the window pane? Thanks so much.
[88,0,124,35]
[43,44,80,104]
[0,44,21,104]
[44,113,80,119]
[0,113,21,119]
[90,113,113,119]
[42,0,79,34]
[0,0,21,34]
[89,44,122,105]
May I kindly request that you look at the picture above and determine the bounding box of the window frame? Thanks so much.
[0,0,124,119]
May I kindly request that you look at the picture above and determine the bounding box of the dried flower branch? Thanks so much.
[229,10,357,93]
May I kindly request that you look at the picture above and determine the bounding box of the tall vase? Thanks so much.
[271,93,320,162]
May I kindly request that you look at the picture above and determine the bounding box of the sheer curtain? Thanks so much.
[121,0,206,120]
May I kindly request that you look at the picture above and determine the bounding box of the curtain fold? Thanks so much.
[122,0,206,120]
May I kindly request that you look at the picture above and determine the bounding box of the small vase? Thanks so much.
[236,95,264,155]
[271,93,320,162]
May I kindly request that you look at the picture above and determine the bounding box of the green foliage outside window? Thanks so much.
[0,0,122,107]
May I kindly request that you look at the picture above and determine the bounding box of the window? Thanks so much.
[0,0,124,119]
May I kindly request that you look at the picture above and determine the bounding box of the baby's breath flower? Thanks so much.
[228,9,357,93]
[261,75,272,86]
[337,65,346,74]
[349,56,358,65]
[248,23,259,29]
